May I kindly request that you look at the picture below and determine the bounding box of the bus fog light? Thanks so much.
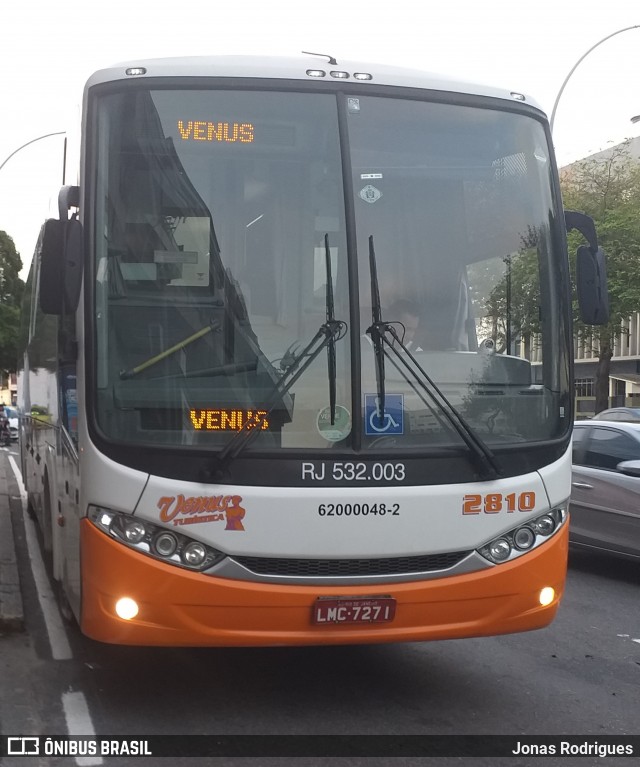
[534,514,556,536]
[513,526,535,550]
[182,542,207,567]
[539,587,555,606]
[115,597,139,620]
[488,538,511,562]
[123,520,146,543]
[154,532,178,558]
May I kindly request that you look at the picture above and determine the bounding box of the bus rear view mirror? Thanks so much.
[576,244,609,325]
[39,215,84,316]
[39,219,65,314]
[564,209,609,326]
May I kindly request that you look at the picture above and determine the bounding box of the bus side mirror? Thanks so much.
[576,245,609,325]
[564,209,610,326]
[39,186,83,316]
[39,219,65,314]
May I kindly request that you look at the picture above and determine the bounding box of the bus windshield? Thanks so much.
[91,87,569,453]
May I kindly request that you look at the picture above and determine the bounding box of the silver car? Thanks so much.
[571,421,640,560]
[591,407,640,423]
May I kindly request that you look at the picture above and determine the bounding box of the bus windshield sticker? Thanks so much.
[364,394,403,436]
[316,404,351,442]
[358,185,382,204]
[158,494,246,530]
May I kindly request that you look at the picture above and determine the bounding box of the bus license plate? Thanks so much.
[312,596,396,625]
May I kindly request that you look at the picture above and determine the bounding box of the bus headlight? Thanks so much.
[88,506,224,572]
[532,514,556,536]
[182,542,207,567]
[487,538,511,562]
[123,519,146,544]
[513,526,536,551]
[478,507,566,565]
[153,532,178,558]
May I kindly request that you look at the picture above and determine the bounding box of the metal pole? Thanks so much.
[0,132,66,173]
[550,25,640,134]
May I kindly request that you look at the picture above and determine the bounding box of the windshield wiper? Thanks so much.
[324,233,338,425]
[211,236,347,474]
[366,237,501,480]
[366,235,386,429]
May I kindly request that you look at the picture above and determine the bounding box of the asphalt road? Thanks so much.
[1,446,639,767]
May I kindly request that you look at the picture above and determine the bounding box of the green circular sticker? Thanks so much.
[316,405,351,442]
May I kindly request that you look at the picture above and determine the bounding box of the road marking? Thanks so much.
[7,458,100,764]
[62,691,103,766]
[8,455,73,661]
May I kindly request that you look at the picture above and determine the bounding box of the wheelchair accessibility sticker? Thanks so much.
[364,394,404,435]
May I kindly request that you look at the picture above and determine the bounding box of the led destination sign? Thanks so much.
[178,120,255,143]
[189,409,269,431]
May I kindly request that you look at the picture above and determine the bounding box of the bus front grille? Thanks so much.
[233,551,471,578]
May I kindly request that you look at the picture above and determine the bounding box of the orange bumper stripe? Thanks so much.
[80,519,568,646]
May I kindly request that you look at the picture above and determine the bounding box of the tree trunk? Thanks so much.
[594,339,613,414]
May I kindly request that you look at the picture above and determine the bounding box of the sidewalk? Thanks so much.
[0,455,24,632]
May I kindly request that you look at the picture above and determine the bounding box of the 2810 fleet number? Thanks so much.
[462,492,536,514]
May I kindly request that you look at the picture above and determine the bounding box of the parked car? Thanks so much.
[591,407,640,422]
[1,405,18,441]
[571,420,640,560]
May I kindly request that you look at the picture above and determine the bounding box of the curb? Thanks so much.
[0,455,25,632]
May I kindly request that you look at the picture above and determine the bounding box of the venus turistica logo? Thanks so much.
[157,494,246,531]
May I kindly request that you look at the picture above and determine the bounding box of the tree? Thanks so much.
[481,227,542,355]
[561,141,640,413]
[0,231,25,373]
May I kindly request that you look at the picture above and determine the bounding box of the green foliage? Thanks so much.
[561,140,640,411]
[0,231,25,371]
[483,228,542,354]
[563,142,640,329]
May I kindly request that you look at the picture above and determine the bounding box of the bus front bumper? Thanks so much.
[80,519,568,646]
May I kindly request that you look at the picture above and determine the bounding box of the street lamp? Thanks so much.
[550,25,640,134]
[631,115,640,125]
[0,131,65,173]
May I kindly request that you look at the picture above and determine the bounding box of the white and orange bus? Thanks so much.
[17,54,607,646]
